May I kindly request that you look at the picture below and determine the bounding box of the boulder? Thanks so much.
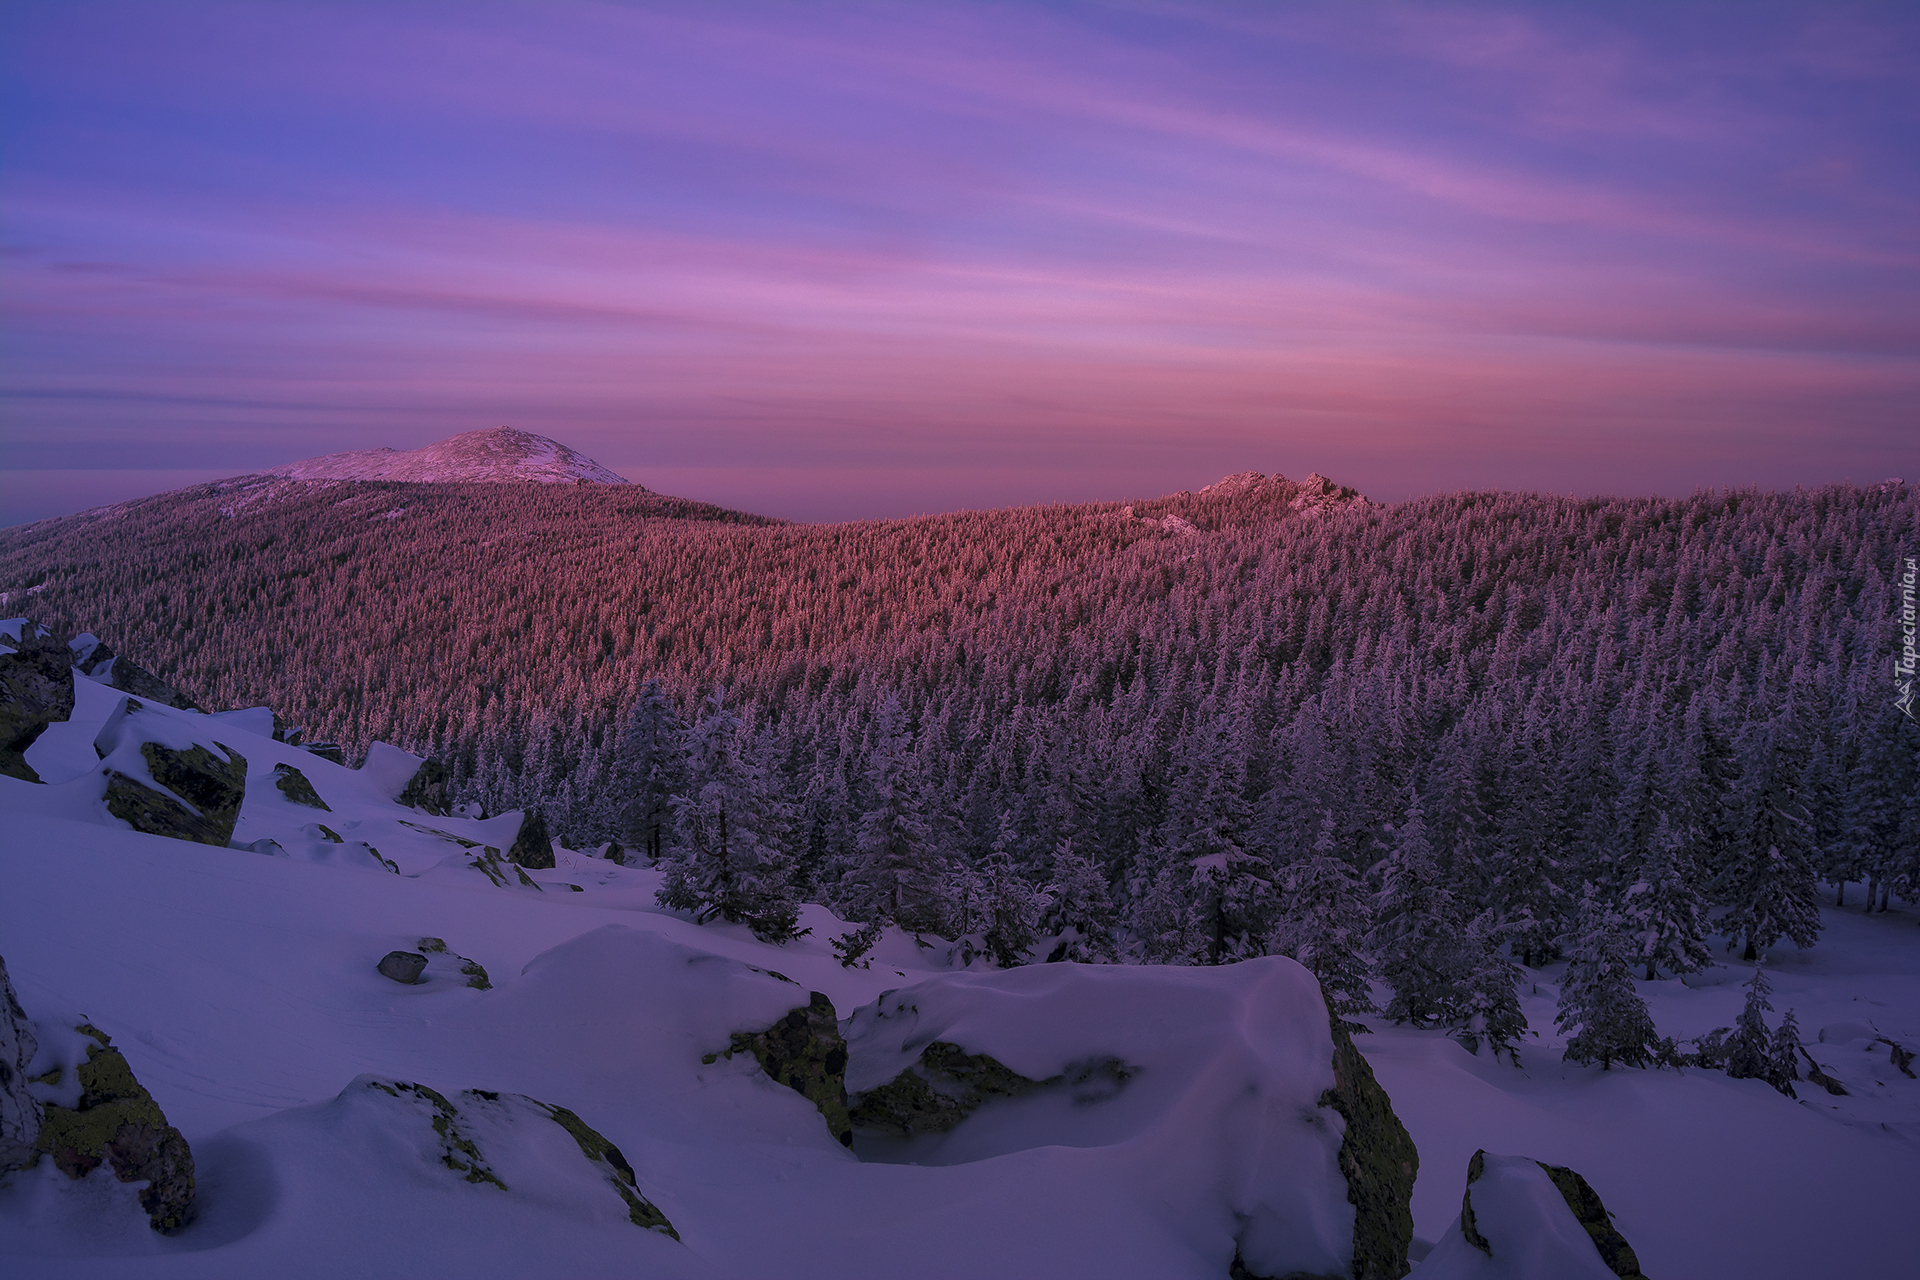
[507,809,556,869]
[397,757,452,816]
[341,1077,677,1235]
[843,958,1411,1280]
[1416,1150,1647,1280]
[103,740,248,847]
[1,954,42,1173]
[272,761,331,810]
[0,622,74,782]
[31,1022,196,1234]
[705,992,853,1146]
[416,937,493,989]
[378,951,429,984]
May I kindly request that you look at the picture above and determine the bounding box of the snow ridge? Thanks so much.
[262,427,634,487]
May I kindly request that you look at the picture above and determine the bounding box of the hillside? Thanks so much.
[1,467,1915,1000]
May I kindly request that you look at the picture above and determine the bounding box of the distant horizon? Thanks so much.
[4,3,1915,528]
[2,421,1909,532]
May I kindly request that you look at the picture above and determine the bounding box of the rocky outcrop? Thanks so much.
[0,623,74,782]
[273,761,330,810]
[416,937,492,989]
[507,809,556,869]
[32,1023,196,1234]
[1318,1013,1419,1280]
[303,742,346,765]
[104,739,247,847]
[397,758,451,816]
[706,993,853,1146]
[352,1077,676,1235]
[849,1042,1133,1138]
[69,633,202,711]
[1,955,41,1173]
[1459,1151,1647,1280]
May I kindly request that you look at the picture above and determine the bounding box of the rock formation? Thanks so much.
[507,809,556,869]
[1,955,42,1173]
[273,761,330,810]
[706,993,853,1146]
[31,1022,197,1234]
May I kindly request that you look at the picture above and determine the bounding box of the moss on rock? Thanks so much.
[1534,1160,1649,1280]
[1459,1151,1646,1279]
[710,993,853,1146]
[33,1023,195,1234]
[104,741,246,847]
[537,1101,679,1236]
[1316,1003,1418,1280]
[272,761,330,810]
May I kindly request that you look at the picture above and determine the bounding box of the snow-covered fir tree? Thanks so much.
[1372,788,1461,1025]
[1272,810,1374,1017]
[1715,720,1822,961]
[1622,811,1714,980]
[1449,912,1528,1064]
[610,678,687,864]
[1556,891,1660,1070]
[1165,717,1278,965]
[846,695,949,935]
[655,690,801,942]
[1726,966,1778,1084]
[1041,838,1119,963]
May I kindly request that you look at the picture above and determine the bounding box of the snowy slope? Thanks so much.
[260,427,632,485]
[2,679,1919,1278]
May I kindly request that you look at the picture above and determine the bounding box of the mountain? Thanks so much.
[262,426,633,486]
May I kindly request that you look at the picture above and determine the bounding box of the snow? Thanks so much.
[3,683,1918,1277]
[1414,1154,1617,1280]
[260,427,632,486]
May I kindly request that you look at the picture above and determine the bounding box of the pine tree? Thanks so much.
[1272,810,1374,1017]
[1450,912,1528,1064]
[1715,720,1822,961]
[1556,892,1660,1070]
[1621,811,1713,979]
[1372,788,1460,1025]
[1725,966,1776,1083]
[847,695,948,934]
[655,690,801,942]
[1169,718,1278,965]
[611,679,687,864]
[1042,838,1119,963]
[1767,1007,1803,1099]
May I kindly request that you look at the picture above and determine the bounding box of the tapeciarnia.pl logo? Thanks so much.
[1898,555,1918,721]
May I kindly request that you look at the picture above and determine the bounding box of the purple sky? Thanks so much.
[3,2,1916,525]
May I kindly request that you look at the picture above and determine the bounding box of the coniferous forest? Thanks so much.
[3,470,1917,1054]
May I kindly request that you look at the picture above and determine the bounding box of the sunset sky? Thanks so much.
[3,2,1915,524]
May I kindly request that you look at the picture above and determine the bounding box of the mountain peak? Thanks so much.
[262,427,635,486]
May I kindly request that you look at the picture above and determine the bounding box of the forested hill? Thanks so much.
[2,470,1916,1001]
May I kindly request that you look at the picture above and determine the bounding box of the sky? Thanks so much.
[2,1,1916,525]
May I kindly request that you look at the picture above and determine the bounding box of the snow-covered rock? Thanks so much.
[1414,1151,1643,1279]
[261,427,634,486]
[0,957,41,1173]
[842,959,1417,1280]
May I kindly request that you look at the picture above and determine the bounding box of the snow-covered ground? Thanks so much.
[2,679,1916,1278]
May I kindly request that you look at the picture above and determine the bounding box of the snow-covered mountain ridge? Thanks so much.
[261,427,633,486]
